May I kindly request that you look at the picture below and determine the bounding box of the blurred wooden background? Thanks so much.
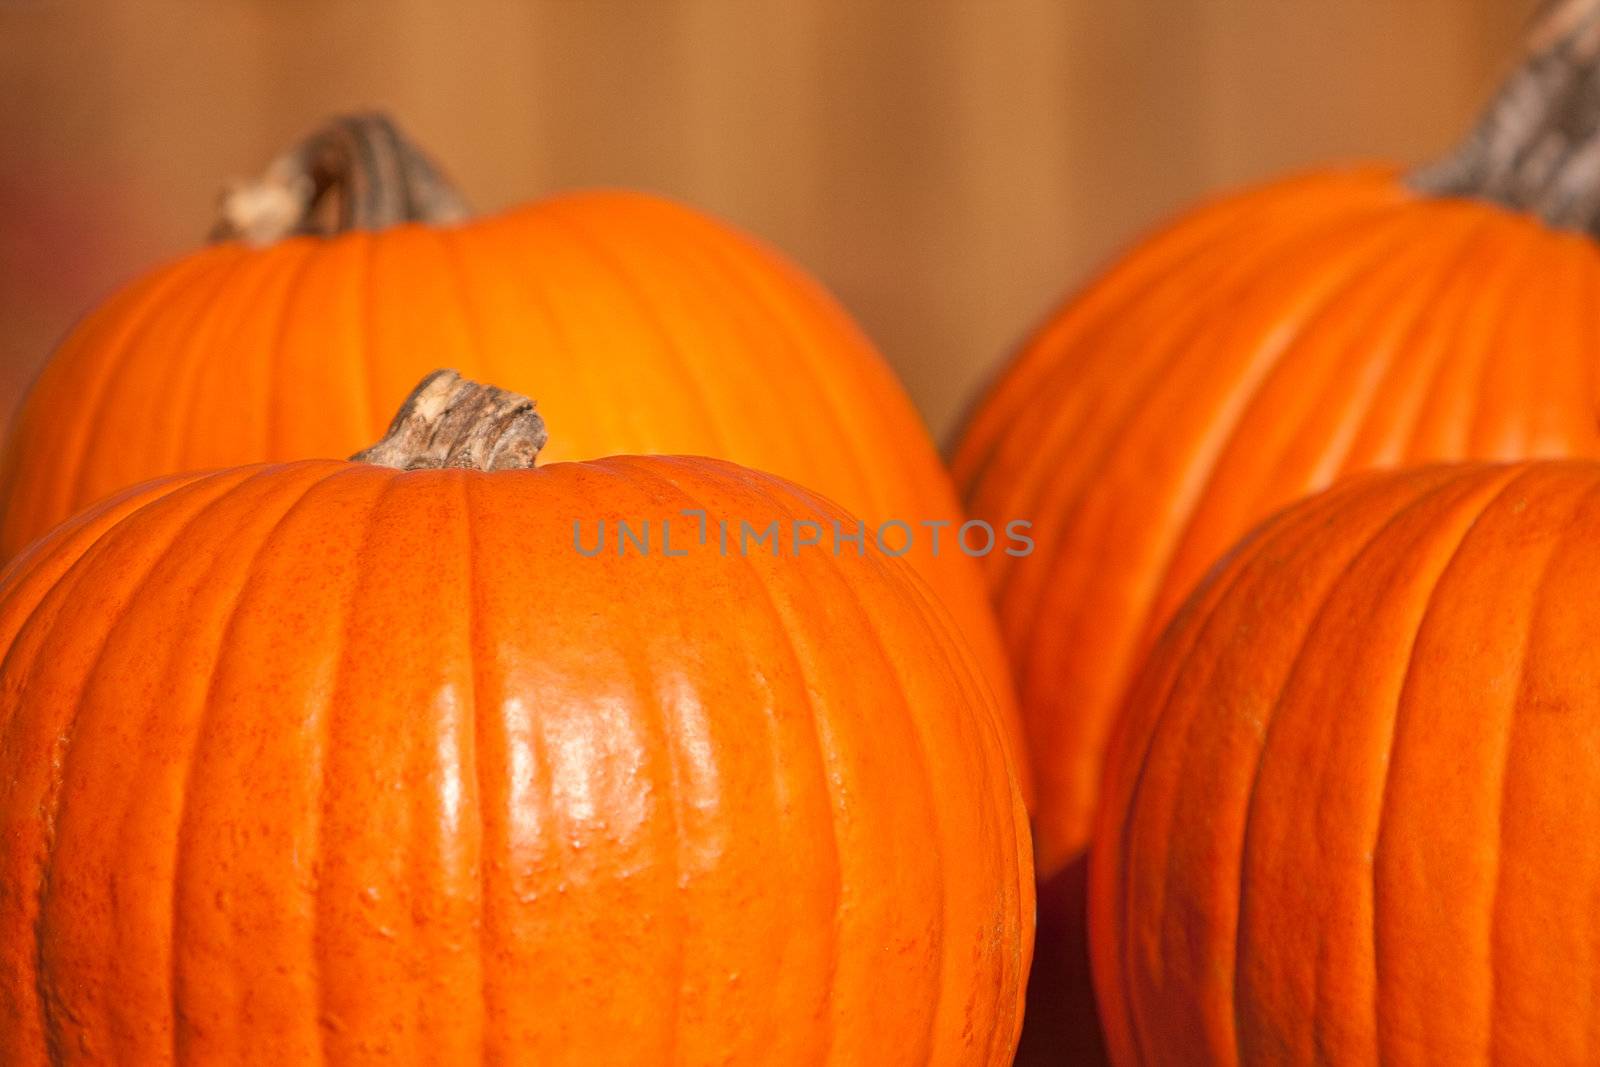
[0,0,1535,441]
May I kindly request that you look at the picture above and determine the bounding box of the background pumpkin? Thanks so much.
[953,2,1600,1058]
[0,372,1032,1065]
[0,114,1024,790]
[1090,459,1600,1065]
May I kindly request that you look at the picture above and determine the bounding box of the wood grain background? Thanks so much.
[0,0,1535,440]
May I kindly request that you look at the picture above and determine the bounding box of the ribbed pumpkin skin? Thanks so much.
[955,166,1600,882]
[0,190,1022,787]
[1091,461,1600,1066]
[0,454,1032,1065]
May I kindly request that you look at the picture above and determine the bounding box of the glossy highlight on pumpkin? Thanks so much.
[0,452,1032,1065]
[1091,460,1600,1065]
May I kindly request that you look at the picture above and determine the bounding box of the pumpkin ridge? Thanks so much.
[455,472,493,1063]
[1095,469,1364,1063]
[533,204,738,462]
[1453,221,1560,457]
[27,463,294,1057]
[1327,204,1509,473]
[1132,205,1460,663]
[622,457,848,1062]
[654,197,901,523]
[1477,475,1592,1062]
[42,250,244,549]
[837,515,1031,1065]
[261,241,339,461]
[166,248,307,479]
[1231,464,1528,1062]
[1362,466,1528,1058]
[306,466,408,1061]
[1137,200,1506,639]
[159,463,357,1059]
[1106,466,1442,1061]
[0,471,239,1058]
[990,188,1403,645]
[1016,199,1419,865]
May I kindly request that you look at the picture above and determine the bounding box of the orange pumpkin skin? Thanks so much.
[0,451,1031,1065]
[955,166,1600,879]
[0,189,1023,790]
[1091,460,1600,1065]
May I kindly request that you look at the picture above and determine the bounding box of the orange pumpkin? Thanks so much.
[0,114,1023,791]
[1090,460,1600,1065]
[953,6,1600,1058]
[0,372,1032,1065]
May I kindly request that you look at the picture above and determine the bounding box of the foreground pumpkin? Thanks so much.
[0,115,1023,793]
[954,4,1600,1057]
[0,372,1032,1065]
[1091,460,1600,1065]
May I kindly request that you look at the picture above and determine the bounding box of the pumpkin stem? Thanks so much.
[1410,0,1600,231]
[210,113,471,245]
[351,370,547,471]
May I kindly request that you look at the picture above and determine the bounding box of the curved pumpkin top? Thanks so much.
[0,118,1023,799]
[0,381,1032,1063]
[1090,459,1600,1065]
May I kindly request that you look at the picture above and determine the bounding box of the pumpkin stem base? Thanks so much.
[352,371,547,472]
[1411,1,1600,233]
[211,113,470,245]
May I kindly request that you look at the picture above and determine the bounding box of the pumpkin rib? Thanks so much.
[628,196,898,524]
[456,472,494,1065]
[1020,199,1423,863]
[1094,470,1373,1065]
[835,515,1032,1065]
[47,251,245,544]
[1110,466,1440,1062]
[655,187,964,540]
[757,458,1027,1063]
[661,465,860,1064]
[974,190,1331,582]
[557,455,855,1062]
[971,202,1299,623]
[0,470,238,1059]
[354,232,380,441]
[1365,465,1584,1060]
[1427,219,1548,460]
[261,242,336,462]
[165,250,305,478]
[1479,491,1572,1063]
[1133,204,1479,659]
[532,204,740,464]
[648,201,887,517]
[160,463,354,1061]
[1230,463,1527,1063]
[307,466,405,1063]
[1138,200,1505,635]
[595,199,826,490]
[637,459,845,1062]
[969,172,1405,543]
[1326,204,1512,474]
[27,465,278,1058]
[993,188,1406,642]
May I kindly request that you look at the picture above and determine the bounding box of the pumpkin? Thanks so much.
[1089,459,1600,1065]
[952,5,1600,1058]
[0,114,1024,794]
[0,372,1032,1065]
